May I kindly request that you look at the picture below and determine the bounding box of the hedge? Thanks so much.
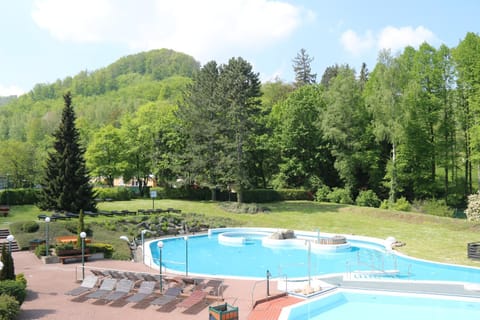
[0,186,313,205]
[93,187,135,201]
[87,243,114,258]
[0,189,39,205]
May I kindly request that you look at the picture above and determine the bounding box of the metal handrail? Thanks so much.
[249,273,288,308]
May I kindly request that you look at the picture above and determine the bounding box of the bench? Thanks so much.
[0,207,9,217]
[59,254,91,264]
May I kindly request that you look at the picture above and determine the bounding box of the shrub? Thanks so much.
[34,244,46,257]
[0,294,20,320]
[391,197,411,212]
[55,242,75,251]
[61,221,91,237]
[380,199,389,209]
[379,197,411,212]
[415,199,454,217]
[87,243,114,258]
[242,189,282,203]
[0,280,27,305]
[15,274,26,288]
[218,202,269,214]
[20,221,39,233]
[355,190,381,208]
[465,192,480,221]
[277,189,313,201]
[94,187,135,201]
[327,188,353,204]
[314,185,331,202]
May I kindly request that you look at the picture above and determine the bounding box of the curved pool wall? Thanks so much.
[278,289,480,320]
[218,231,272,246]
[144,227,480,284]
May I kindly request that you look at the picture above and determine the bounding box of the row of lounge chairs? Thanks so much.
[65,269,224,313]
[37,208,182,221]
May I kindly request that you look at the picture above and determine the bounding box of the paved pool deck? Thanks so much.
[14,251,282,320]
[13,250,480,320]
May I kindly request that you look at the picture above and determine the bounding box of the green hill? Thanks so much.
[0,49,199,143]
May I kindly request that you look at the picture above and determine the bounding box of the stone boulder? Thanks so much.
[269,229,296,240]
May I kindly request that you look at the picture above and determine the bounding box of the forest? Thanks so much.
[1,32,480,209]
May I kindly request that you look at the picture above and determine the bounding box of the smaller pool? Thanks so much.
[218,231,271,246]
[279,290,480,320]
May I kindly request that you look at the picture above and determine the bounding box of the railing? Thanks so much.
[343,250,405,280]
[250,273,288,308]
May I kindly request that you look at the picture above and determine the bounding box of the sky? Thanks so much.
[0,0,479,96]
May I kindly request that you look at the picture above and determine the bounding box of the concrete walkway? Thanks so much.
[14,251,281,320]
[323,275,480,298]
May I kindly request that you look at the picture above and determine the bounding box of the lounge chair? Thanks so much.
[126,281,157,303]
[123,271,143,281]
[139,273,158,282]
[90,269,108,278]
[85,278,117,299]
[65,275,99,296]
[84,211,98,217]
[177,289,208,308]
[103,279,134,301]
[150,286,182,306]
[205,279,224,297]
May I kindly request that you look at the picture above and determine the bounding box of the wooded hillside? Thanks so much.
[1,33,480,209]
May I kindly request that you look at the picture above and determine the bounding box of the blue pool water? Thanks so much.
[148,228,480,283]
[282,290,480,320]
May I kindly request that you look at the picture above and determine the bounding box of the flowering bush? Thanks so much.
[465,192,480,221]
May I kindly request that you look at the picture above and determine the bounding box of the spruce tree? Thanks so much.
[292,48,317,87]
[37,92,96,212]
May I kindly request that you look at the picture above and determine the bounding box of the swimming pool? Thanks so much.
[279,289,480,320]
[146,227,480,283]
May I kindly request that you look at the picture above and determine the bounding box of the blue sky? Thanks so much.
[0,0,478,96]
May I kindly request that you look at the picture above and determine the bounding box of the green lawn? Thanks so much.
[2,199,480,267]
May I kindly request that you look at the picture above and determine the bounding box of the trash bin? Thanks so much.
[29,239,46,251]
[208,303,238,320]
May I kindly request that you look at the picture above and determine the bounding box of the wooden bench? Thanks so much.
[0,207,9,217]
[58,254,91,264]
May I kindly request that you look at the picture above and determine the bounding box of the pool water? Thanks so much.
[281,290,480,320]
[148,228,480,283]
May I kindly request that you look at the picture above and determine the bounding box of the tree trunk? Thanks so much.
[236,189,243,204]
[389,142,397,203]
[211,188,217,201]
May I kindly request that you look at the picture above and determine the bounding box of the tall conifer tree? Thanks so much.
[0,244,15,280]
[38,92,96,212]
[292,48,317,87]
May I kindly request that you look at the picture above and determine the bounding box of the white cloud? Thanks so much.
[32,0,115,42]
[0,84,25,97]
[340,25,437,56]
[31,0,311,62]
[340,29,374,56]
[378,26,437,52]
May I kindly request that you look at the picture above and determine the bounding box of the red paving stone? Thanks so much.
[13,250,294,320]
[248,295,302,320]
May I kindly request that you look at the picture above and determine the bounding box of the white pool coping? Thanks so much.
[142,227,480,283]
[278,288,480,320]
